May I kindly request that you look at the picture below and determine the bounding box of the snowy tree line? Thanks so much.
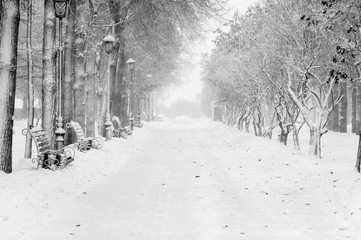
[202,0,361,167]
[0,0,226,173]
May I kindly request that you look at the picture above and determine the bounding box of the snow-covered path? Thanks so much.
[26,118,359,240]
[34,119,244,239]
[3,118,361,239]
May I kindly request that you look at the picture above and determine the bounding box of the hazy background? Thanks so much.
[161,0,260,118]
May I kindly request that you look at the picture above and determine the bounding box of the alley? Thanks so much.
[31,118,354,240]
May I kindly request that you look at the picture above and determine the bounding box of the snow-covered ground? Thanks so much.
[1,120,152,240]
[1,117,361,239]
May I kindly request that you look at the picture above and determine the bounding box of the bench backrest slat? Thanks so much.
[112,116,122,130]
[32,132,46,138]
[39,145,51,153]
[69,121,86,140]
[37,140,50,147]
[35,136,48,143]
[29,127,51,154]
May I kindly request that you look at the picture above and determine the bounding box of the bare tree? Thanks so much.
[63,0,76,145]
[41,0,57,147]
[0,0,20,173]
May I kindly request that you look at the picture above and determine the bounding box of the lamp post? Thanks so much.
[133,92,141,127]
[103,35,115,141]
[24,0,34,158]
[146,74,152,122]
[155,88,158,120]
[53,0,68,150]
[126,58,136,130]
[136,95,141,125]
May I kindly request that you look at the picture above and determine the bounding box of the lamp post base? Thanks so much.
[55,127,66,150]
[129,117,134,131]
[105,120,112,141]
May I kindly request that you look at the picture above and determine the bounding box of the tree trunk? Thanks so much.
[252,120,258,136]
[73,44,85,126]
[339,81,347,133]
[117,38,128,126]
[108,18,119,117]
[327,99,334,131]
[109,41,119,116]
[309,128,316,156]
[41,0,57,148]
[83,0,98,137]
[0,0,20,173]
[85,53,96,137]
[98,81,108,136]
[24,0,34,158]
[63,0,76,145]
[352,87,357,133]
[73,0,87,126]
[108,1,131,125]
[239,118,244,131]
[265,112,276,139]
[255,107,264,136]
[333,85,340,132]
[293,126,301,151]
[309,127,321,159]
[356,85,361,133]
[245,117,250,133]
[237,112,245,131]
[355,134,361,172]
[279,131,288,145]
[120,79,129,127]
[237,117,243,131]
[227,107,233,126]
[95,50,103,126]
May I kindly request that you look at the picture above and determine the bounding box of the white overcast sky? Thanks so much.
[229,0,260,13]
[163,0,260,107]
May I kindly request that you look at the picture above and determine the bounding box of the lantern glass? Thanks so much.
[54,0,68,19]
[126,58,136,71]
[104,42,113,54]
[128,62,135,71]
[103,35,115,54]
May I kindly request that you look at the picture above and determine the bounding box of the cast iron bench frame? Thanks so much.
[66,121,103,152]
[22,126,75,170]
[112,116,131,137]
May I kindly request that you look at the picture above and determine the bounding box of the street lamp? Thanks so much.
[136,94,141,125]
[146,74,152,122]
[53,0,69,150]
[127,58,136,130]
[53,0,68,19]
[103,35,115,140]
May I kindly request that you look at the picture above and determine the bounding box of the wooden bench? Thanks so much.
[124,126,132,135]
[112,116,131,138]
[22,126,75,170]
[66,121,103,152]
[134,120,144,128]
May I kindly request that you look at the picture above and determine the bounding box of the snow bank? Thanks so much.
[0,120,152,240]
[2,118,361,239]
[207,121,361,238]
